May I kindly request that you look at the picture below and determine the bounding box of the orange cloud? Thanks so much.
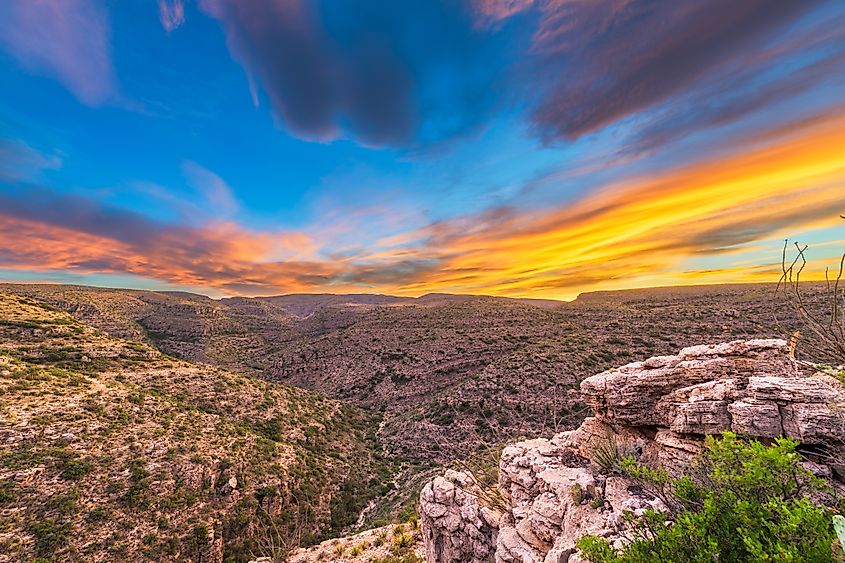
[2,108,845,298]
[391,108,845,297]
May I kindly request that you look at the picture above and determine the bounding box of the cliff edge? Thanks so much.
[420,339,845,562]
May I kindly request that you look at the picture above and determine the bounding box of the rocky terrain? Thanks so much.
[287,521,424,562]
[0,282,836,561]
[0,292,394,562]
[0,282,824,469]
[419,339,845,562]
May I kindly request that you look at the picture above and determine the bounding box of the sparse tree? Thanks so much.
[778,215,845,366]
[247,507,305,563]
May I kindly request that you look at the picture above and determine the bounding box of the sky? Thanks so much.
[1,0,845,300]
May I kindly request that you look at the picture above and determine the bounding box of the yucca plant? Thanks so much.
[591,432,636,475]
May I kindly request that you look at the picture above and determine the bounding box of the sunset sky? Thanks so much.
[1,0,845,299]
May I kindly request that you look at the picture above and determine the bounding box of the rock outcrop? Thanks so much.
[420,339,845,562]
[286,522,424,562]
[420,469,500,563]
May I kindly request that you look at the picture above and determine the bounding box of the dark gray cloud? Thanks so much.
[527,0,824,140]
[200,0,515,147]
[622,19,845,156]
[197,0,842,150]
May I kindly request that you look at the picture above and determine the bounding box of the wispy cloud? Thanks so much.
[198,0,510,147]
[0,138,62,181]
[471,0,535,28]
[523,0,823,141]
[199,0,411,144]
[158,0,186,32]
[399,109,845,297]
[190,0,844,153]
[181,161,239,216]
[0,0,116,105]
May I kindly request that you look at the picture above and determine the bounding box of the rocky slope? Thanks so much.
[0,292,394,562]
[419,339,845,562]
[286,521,424,562]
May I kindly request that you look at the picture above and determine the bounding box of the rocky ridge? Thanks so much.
[420,339,845,562]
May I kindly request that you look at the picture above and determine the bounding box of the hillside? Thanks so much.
[0,292,394,562]
[1,283,823,468]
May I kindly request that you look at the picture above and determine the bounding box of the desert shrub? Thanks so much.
[577,432,839,562]
[0,481,15,504]
[46,490,79,513]
[58,457,93,480]
[372,555,423,563]
[28,519,72,556]
[254,416,284,442]
[87,507,110,522]
[570,483,584,504]
[122,458,150,507]
[391,531,415,555]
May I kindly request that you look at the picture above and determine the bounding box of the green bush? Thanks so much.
[578,432,839,562]
[58,458,93,480]
[122,458,150,507]
[0,481,15,505]
[28,519,71,556]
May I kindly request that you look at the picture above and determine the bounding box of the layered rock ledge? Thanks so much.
[420,339,845,562]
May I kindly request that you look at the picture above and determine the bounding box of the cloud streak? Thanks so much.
[0,139,62,181]
[2,108,844,297]
[192,0,844,150]
[199,0,414,144]
[181,161,239,216]
[199,0,513,147]
[400,110,845,296]
[2,0,835,151]
[522,0,823,141]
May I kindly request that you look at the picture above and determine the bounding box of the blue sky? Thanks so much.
[1,0,845,298]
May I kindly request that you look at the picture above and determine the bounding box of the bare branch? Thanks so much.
[776,236,845,364]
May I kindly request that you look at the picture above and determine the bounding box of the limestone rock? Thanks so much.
[419,339,845,563]
[496,523,546,563]
[581,339,792,427]
[420,470,498,563]
[728,400,783,437]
